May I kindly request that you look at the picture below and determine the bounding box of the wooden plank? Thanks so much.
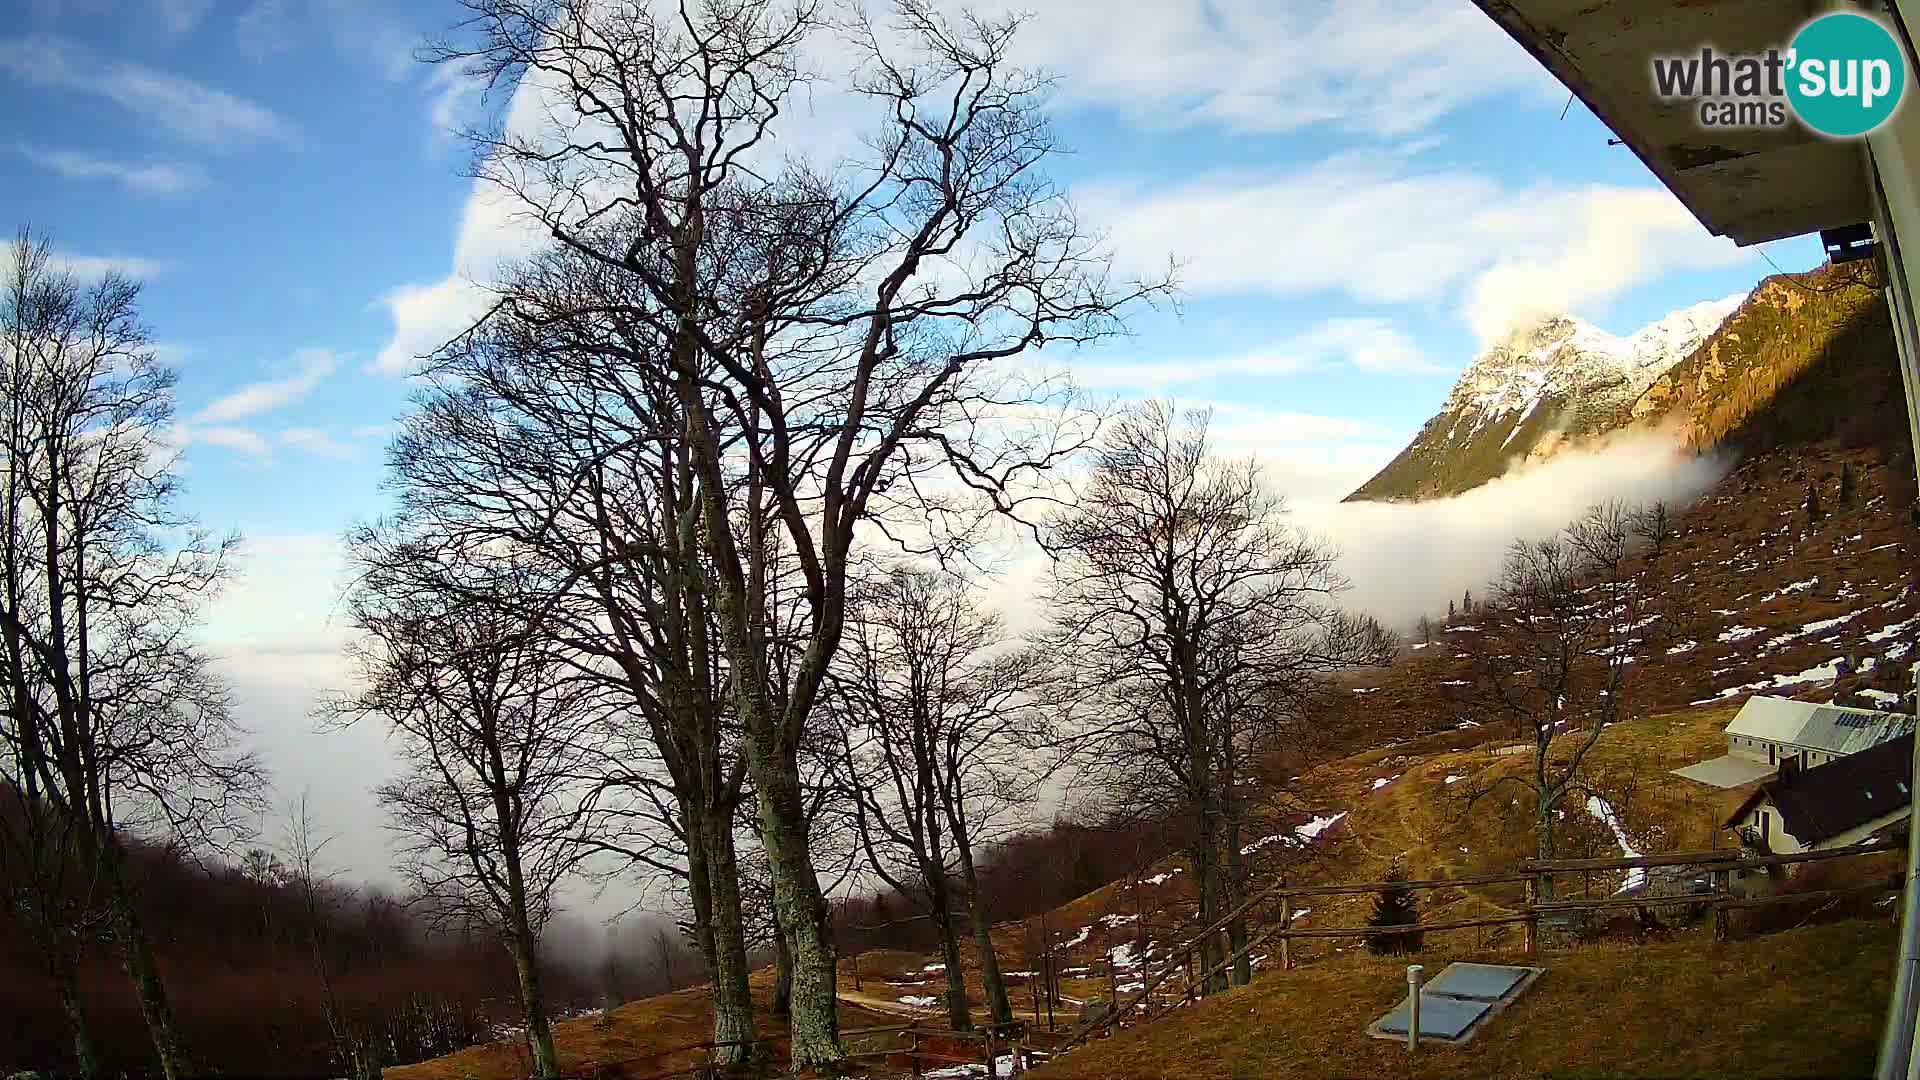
[1715,885,1896,910]
[1270,870,1536,898]
[1523,838,1896,874]
[1532,893,1714,914]
[1524,849,1743,873]
[1275,912,1533,940]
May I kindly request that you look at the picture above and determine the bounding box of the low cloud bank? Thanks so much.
[1296,430,1732,630]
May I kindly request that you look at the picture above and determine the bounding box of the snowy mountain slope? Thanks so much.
[1347,294,1742,503]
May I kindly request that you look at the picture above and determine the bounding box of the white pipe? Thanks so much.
[1407,965,1424,1052]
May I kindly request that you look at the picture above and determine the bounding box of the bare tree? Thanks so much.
[377,242,764,1063]
[0,228,260,1080]
[829,566,1052,1029]
[1459,501,1678,898]
[280,796,385,1080]
[332,565,593,1079]
[424,1,1165,1064]
[1042,401,1391,996]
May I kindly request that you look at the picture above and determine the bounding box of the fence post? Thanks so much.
[1524,876,1538,955]
[1279,893,1293,970]
[910,1028,923,1080]
[1010,1027,1025,1077]
[985,1024,999,1080]
[1106,947,1117,1007]
[1713,867,1731,942]
[1407,964,1424,1052]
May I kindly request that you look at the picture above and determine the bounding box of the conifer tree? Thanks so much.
[1367,861,1424,955]
[1839,461,1856,507]
[1807,479,1824,526]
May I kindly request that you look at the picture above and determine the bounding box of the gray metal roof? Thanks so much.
[1725,696,1916,755]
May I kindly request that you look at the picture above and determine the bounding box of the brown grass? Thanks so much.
[384,978,903,1080]
[1032,917,1896,1080]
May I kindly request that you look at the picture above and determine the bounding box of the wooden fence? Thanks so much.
[522,838,1901,1075]
[1066,836,1902,1048]
[544,1019,1052,1080]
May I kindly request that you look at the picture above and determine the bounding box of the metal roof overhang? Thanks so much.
[1471,0,1873,245]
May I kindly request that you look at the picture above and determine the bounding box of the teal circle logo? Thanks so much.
[1787,12,1906,137]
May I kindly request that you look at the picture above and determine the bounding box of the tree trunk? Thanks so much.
[748,747,842,1068]
[1535,796,1558,903]
[771,903,793,1019]
[509,935,560,1079]
[106,861,187,1080]
[49,939,101,1080]
[958,880,1012,1026]
[700,810,758,1064]
[1188,832,1227,996]
[937,927,971,1032]
[1223,812,1250,987]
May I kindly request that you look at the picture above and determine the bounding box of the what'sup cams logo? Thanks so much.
[1651,11,1908,137]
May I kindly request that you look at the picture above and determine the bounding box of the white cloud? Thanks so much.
[378,0,1551,380]
[279,426,356,460]
[0,242,162,280]
[153,0,214,35]
[17,144,206,196]
[1463,188,1748,343]
[1003,0,1554,137]
[0,34,299,151]
[187,425,272,457]
[194,347,341,423]
[1084,155,1749,342]
[1296,430,1733,628]
[200,532,402,885]
[1073,317,1436,390]
[234,0,295,60]
[236,0,418,79]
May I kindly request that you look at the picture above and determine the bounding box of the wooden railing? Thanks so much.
[1065,837,1901,1048]
[546,1020,1048,1080]
[526,838,1900,1076]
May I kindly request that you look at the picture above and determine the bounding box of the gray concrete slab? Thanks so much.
[1672,755,1776,789]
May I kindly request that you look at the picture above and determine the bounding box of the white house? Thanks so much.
[1673,696,1916,789]
[1725,732,1913,858]
[1724,696,1917,771]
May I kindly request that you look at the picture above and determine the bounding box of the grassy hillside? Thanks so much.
[1030,918,1895,1080]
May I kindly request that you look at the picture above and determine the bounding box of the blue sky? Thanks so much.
[0,0,1825,883]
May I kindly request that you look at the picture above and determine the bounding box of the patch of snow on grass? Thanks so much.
[1759,577,1820,603]
[1719,626,1763,642]
[1371,775,1399,791]
[1666,640,1698,655]
[1059,926,1091,950]
[1869,616,1920,643]
[1296,813,1347,842]
[1144,868,1183,886]
[1585,795,1647,893]
[1861,689,1903,706]
[1241,833,1286,855]
[899,995,939,1008]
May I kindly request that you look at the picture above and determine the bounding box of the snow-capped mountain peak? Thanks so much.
[1444,295,1743,421]
[1349,291,1746,502]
